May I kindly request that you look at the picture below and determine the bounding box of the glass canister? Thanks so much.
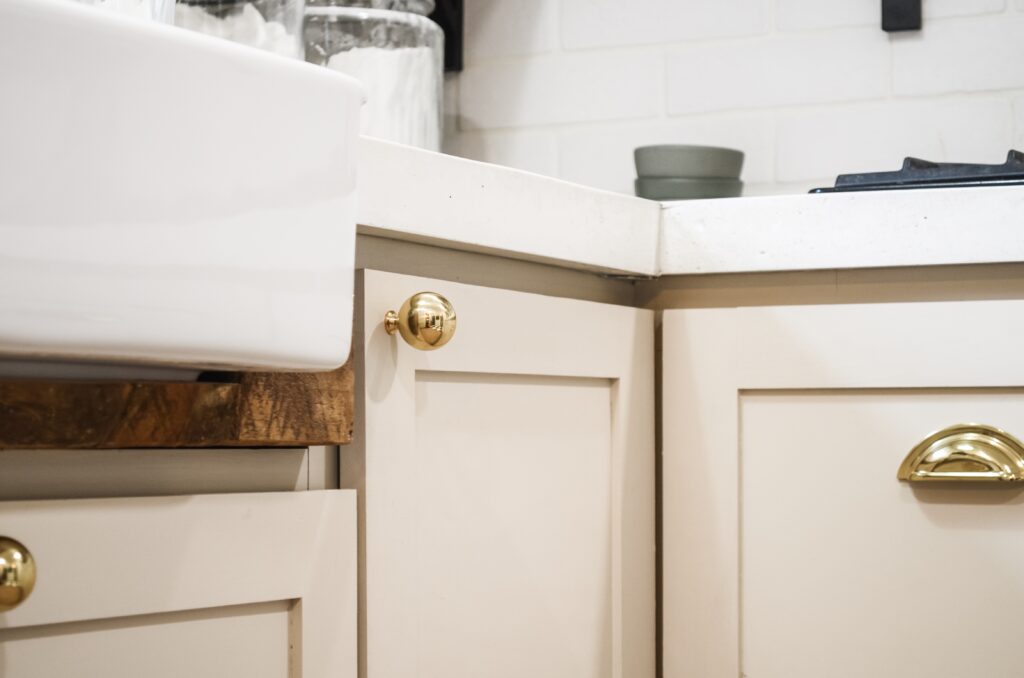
[174,0,305,59]
[303,0,443,151]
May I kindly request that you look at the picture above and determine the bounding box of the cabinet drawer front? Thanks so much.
[743,390,1024,678]
[663,300,1024,678]
[0,490,356,678]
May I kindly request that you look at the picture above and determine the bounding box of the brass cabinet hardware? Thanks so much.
[898,423,1024,483]
[0,536,36,612]
[384,292,457,351]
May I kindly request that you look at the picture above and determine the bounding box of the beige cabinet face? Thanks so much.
[663,301,1024,678]
[353,270,655,678]
[742,391,1024,678]
[0,491,356,678]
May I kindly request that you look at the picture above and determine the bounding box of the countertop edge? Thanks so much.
[357,140,1024,278]
[357,138,662,277]
[658,185,1024,275]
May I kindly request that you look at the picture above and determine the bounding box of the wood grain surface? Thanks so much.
[0,360,353,449]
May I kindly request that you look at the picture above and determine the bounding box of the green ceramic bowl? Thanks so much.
[634,145,744,179]
[634,177,743,201]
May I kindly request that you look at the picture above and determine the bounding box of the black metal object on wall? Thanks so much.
[430,0,463,72]
[882,0,922,31]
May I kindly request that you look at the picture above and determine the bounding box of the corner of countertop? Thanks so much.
[356,137,662,276]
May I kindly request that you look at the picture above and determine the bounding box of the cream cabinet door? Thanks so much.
[0,490,356,677]
[663,300,1024,678]
[352,270,655,678]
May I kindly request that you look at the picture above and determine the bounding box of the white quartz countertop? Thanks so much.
[358,139,1024,277]
[357,138,661,276]
[660,185,1024,274]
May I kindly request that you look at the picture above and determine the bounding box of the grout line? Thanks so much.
[462,9,1015,69]
[554,0,565,52]
[657,50,669,121]
[453,87,1024,138]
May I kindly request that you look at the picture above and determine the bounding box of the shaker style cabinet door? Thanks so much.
[352,270,655,678]
[0,490,357,678]
[663,300,1024,678]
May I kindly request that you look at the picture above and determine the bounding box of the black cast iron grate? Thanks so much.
[811,150,1024,193]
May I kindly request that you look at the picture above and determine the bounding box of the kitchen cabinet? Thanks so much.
[662,300,1024,678]
[0,490,357,678]
[350,270,655,678]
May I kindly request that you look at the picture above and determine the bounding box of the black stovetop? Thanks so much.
[811,150,1024,193]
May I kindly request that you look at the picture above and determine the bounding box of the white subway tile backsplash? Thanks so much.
[777,0,1005,31]
[458,52,662,129]
[558,116,774,195]
[443,129,560,176]
[464,0,560,61]
[776,0,875,32]
[1014,95,1024,149]
[443,74,459,137]
[776,98,1014,182]
[445,0,1024,194]
[742,181,819,196]
[893,15,1024,96]
[926,0,1007,18]
[561,0,768,50]
[666,30,889,115]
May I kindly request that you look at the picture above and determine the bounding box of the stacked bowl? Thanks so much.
[634,145,744,200]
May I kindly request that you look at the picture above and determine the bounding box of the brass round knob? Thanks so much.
[384,292,457,351]
[0,537,36,612]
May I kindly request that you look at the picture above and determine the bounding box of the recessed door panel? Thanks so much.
[414,372,612,678]
[1,602,291,678]
[741,391,1024,678]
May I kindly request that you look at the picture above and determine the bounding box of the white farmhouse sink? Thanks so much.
[0,0,362,378]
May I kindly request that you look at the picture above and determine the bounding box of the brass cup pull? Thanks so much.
[0,537,36,612]
[897,423,1024,483]
[384,292,457,351]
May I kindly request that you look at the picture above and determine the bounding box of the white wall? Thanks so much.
[442,0,1024,196]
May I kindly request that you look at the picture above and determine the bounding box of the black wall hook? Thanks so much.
[882,0,922,32]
